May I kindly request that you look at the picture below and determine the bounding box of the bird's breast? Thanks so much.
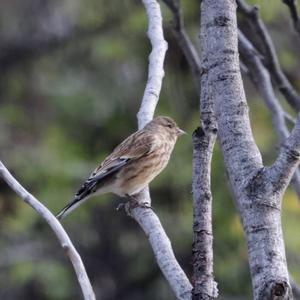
[114,143,173,196]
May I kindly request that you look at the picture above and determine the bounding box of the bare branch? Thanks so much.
[0,161,96,300]
[237,0,300,111]
[128,190,192,300]
[163,1,218,297]
[192,128,218,299]
[282,0,300,37]
[238,30,300,200]
[238,30,288,139]
[239,60,249,75]
[136,0,168,128]
[268,112,300,192]
[162,0,201,90]
[126,1,193,299]
[283,111,296,125]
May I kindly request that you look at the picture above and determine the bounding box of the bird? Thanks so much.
[56,116,185,220]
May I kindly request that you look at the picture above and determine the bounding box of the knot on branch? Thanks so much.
[193,127,205,141]
[62,244,71,255]
[260,279,291,300]
[201,67,208,76]
[273,283,287,297]
[206,16,231,30]
[192,226,213,236]
[213,16,230,27]
[202,120,218,134]
[192,126,217,147]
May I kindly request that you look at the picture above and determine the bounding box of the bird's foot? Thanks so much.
[117,194,153,214]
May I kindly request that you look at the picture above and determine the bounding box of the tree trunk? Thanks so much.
[200,1,292,298]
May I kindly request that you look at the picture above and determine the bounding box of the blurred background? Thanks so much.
[0,0,300,299]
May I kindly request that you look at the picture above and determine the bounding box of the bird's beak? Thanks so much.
[176,127,186,136]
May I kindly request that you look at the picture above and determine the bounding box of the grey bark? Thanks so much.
[164,0,300,297]
[162,1,218,297]
[192,128,218,300]
[128,190,192,300]
[200,0,296,298]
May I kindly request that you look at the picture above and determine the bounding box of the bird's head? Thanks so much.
[145,116,186,140]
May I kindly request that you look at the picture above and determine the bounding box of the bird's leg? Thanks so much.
[116,194,153,214]
[116,194,133,211]
[125,193,153,210]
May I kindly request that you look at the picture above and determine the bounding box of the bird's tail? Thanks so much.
[56,197,87,220]
[56,181,97,220]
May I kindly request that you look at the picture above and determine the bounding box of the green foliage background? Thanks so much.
[0,0,299,299]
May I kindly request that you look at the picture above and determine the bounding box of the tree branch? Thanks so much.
[238,31,288,139]
[238,30,300,200]
[162,2,218,298]
[268,112,300,193]
[282,0,300,38]
[162,0,201,90]
[192,128,218,300]
[237,0,300,111]
[126,1,193,299]
[0,161,96,300]
[136,0,168,128]
[128,190,192,300]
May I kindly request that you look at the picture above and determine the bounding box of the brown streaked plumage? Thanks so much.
[56,116,185,219]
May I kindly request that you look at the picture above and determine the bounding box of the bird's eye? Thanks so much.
[167,124,172,128]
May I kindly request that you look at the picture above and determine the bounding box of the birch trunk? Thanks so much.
[200,1,293,298]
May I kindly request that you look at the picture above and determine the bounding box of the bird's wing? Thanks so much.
[56,130,155,220]
[90,129,156,176]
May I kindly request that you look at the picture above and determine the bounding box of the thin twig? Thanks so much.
[162,0,201,91]
[268,110,300,190]
[283,111,296,124]
[238,30,289,142]
[282,0,300,37]
[237,0,300,111]
[0,161,96,300]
